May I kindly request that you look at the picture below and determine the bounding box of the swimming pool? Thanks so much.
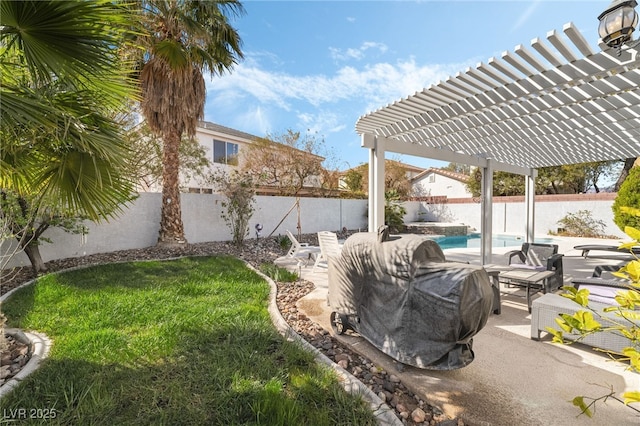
[430,233,555,250]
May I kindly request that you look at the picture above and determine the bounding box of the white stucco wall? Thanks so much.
[406,197,626,239]
[3,194,368,268]
[3,193,625,270]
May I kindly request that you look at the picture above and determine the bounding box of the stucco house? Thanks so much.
[179,121,258,192]
[180,121,325,196]
[410,168,471,199]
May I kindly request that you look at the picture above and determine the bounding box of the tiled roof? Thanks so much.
[411,168,471,183]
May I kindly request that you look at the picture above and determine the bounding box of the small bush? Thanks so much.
[276,234,291,251]
[612,166,640,232]
[385,190,406,233]
[259,263,298,282]
[555,210,606,237]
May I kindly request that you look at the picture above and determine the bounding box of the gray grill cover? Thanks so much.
[328,232,493,370]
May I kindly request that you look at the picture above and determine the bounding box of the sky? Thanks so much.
[203,0,612,171]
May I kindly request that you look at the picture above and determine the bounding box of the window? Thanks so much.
[428,174,436,183]
[213,139,239,165]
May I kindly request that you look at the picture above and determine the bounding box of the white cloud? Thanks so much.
[329,41,388,61]
[298,111,347,135]
[207,56,464,111]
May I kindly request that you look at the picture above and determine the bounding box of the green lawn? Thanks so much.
[2,256,376,425]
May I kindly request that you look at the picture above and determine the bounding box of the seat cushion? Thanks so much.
[577,284,620,305]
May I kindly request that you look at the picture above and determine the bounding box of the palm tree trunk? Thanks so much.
[158,130,186,245]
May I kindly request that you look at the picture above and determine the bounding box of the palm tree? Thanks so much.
[1,1,137,272]
[134,0,244,245]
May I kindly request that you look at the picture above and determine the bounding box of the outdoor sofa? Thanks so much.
[531,265,638,354]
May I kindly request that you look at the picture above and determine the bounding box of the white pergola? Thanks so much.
[356,22,640,264]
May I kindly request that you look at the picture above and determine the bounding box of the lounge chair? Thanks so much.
[285,230,320,260]
[312,231,342,272]
[573,244,640,258]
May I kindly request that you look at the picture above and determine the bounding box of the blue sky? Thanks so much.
[203,0,610,171]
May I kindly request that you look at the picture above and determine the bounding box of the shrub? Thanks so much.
[276,234,290,251]
[212,170,256,246]
[384,190,406,233]
[612,166,640,232]
[555,210,606,237]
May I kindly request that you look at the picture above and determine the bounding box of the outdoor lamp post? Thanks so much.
[598,0,639,53]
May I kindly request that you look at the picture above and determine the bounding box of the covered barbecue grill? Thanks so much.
[328,229,493,370]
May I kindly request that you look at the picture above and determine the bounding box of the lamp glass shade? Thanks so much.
[598,1,639,47]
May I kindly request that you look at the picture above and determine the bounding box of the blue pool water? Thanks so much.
[431,234,555,249]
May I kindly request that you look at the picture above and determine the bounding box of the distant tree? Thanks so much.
[614,157,638,191]
[539,162,617,194]
[241,130,326,196]
[466,161,619,196]
[466,169,524,197]
[319,168,343,197]
[385,161,412,197]
[343,160,412,198]
[343,169,365,193]
[442,163,471,175]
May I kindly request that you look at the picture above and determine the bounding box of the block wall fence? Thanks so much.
[3,192,624,268]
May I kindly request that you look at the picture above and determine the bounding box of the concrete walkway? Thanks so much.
[276,235,640,426]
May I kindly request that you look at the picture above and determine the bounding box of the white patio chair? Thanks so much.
[285,230,320,260]
[313,231,343,272]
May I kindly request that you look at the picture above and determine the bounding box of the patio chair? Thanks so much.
[312,231,343,272]
[285,230,320,260]
[500,243,564,292]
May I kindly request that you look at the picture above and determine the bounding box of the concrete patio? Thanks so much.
[277,235,640,426]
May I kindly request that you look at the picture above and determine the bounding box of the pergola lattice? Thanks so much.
[355,23,640,263]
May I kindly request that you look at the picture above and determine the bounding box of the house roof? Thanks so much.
[355,23,640,174]
[198,120,324,161]
[197,120,260,141]
[411,168,471,183]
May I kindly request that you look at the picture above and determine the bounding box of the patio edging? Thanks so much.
[0,328,52,400]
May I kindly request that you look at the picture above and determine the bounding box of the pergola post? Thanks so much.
[480,159,494,264]
[364,134,385,232]
[367,147,375,232]
[525,171,537,242]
